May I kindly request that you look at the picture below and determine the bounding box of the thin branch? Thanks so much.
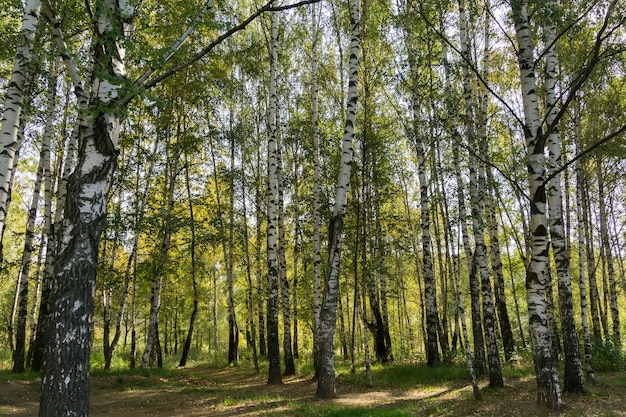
[131,0,322,96]
[414,1,525,127]
[533,0,599,66]
[543,123,626,186]
[42,0,89,110]
[541,0,623,141]
[132,0,215,88]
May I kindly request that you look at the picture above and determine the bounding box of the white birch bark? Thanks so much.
[454,231,482,400]
[316,0,361,399]
[31,115,78,373]
[510,0,562,408]
[544,18,585,393]
[266,9,282,385]
[12,68,54,373]
[277,134,295,375]
[255,144,266,357]
[575,138,594,381]
[40,0,133,404]
[457,0,490,374]
[0,0,42,266]
[310,1,323,376]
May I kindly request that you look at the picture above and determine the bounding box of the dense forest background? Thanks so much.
[0,0,625,414]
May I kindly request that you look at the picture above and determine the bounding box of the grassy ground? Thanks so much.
[1,356,625,416]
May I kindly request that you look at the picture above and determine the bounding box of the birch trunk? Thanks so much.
[454,231,482,400]
[266,10,282,385]
[485,168,515,362]
[31,120,77,373]
[462,0,502,385]
[255,144,266,357]
[456,0,489,375]
[141,140,178,368]
[454,145,486,374]
[582,178,602,340]
[511,0,562,408]
[38,0,135,409]
[316,0,361,399]
[12,66,54,373]
[241,148,259,373]
[464,10,504,387]
[227,131,238,365]
[0,0,42,266]
[179,152,199,368]
[544,18,585,393]
[292,146,301,360]
[575,138,594,381]
[310,1,323,375]
[596,157,620,342]
[277,136,295,375]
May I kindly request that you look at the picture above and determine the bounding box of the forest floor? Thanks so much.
[1,361,626,417]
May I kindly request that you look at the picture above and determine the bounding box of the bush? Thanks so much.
[592,337,626,372]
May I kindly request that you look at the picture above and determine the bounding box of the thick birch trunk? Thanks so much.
[316,0,361,399]
[266,10,282,385]
[31,123,77,373]
[544,19,585,393]
[310,2,323,375]
[456,0,489,375]
[39,0,134,410]
[0,0,42,266]
[511,0,562,408]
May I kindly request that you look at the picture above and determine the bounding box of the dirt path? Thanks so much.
[1,365,625,416]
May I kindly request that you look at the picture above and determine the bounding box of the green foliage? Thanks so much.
[592,338,626,372]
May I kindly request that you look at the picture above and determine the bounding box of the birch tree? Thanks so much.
[510,0,562,408]
[11,66,54,373]
[310,0,323,377]
[316,0,362,399]
[0,0,41,267]
[266,9,282,385]
[34,0,321,412]
[544,10,585,393]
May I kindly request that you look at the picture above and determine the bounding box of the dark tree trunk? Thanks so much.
[39,111,118,417]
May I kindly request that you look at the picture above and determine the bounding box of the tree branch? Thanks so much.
[413,1,525,128]
[42,0,89,110]
[130,0,322,97]
[543,123,626,186]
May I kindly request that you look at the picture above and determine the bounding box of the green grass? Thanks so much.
[292,403,416,417]
[0,368,40,381]
[338,361,471,390]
